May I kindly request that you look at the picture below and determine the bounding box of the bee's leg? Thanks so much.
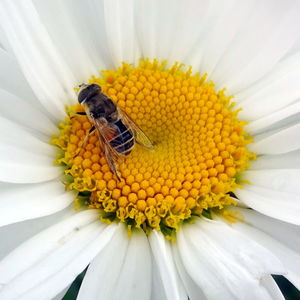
[73,126,96,157]
[103,145,121,181]
[82,126,96,145]
[70,111,87,119]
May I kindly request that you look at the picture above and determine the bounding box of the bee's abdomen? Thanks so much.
[109,119,134,155]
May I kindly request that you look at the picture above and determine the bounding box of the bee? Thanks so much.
[76,83,154,181]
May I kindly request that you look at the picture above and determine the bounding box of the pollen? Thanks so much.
[52,59,255,236]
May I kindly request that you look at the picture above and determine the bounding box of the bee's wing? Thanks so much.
[118,108,154,150]
[94,119,125,160]
[94,120,124,179]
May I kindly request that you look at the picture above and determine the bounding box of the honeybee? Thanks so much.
[76,83,153,180]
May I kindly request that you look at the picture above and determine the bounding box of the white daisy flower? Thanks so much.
[0,0,299,299]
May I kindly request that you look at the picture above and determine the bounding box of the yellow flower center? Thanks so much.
[52,60,255,236]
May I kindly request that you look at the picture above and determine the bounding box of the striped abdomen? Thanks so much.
[109,119,134,155]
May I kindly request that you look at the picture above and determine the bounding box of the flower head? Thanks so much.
[52,60,254,236]
[0,0,300,299]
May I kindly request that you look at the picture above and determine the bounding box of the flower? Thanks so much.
[0,0,300,299]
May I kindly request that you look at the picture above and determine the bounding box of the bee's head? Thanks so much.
[78,83,101,104]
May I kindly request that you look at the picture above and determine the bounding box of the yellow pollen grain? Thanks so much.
[52,59,255,232]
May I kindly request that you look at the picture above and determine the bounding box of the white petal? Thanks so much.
[166,0,218,65]
[177,218,285,300]
[32,0,106,79]
[61,0,114,69]
[236,186,300,225]
[0,180,73,227]
[0,148,61,183]
[52,286,70,300]
[172,245,206,300]
[193,0,254,78]
[77,223,128,300]
[0,26,12,53]
[0,210,117,300]
[225,207,300,290]
[0,48,39,103]
[235,52,300,121]
[262,242,300,290]
[0,206,75,260]
[135,0,171,61]
[148,230,187,300]
[0,116,60,183]
[78,227,151,300]
[134,0,159,60]
[0,210,98,282]
[211,1,300,94]
[251,150,300,170]
[243,169,300,194]
[0,0,76,121]
[246,101,300,135]
[288,37,300,56]
[260,276,284,300]
[227,207,300,256]
[250,108,300,139]
[236,51,300,99]
[0,88,57,138]
[249,123,300,155]
[111,230,152,300]
[0,116,55,156]
[136,0,224,65]
[151,0,187,62]
[150,257,168,300]
[102,0,141,67]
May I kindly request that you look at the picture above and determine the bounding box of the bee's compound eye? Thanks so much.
[89,83,101,92]
[78,89,88,104]
[78,83,102,104]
